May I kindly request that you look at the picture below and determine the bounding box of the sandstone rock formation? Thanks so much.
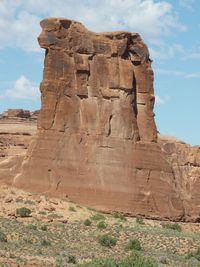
[2,109,31,119]
[1,18,197,222]
[159,136,200,221]
[1,109,39,121]
[13,18,187,221]
[0,115,37,185]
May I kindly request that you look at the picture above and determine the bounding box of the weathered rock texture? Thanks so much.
[159,136,200,221]
[12,18,199,221]
[0,116,37,185]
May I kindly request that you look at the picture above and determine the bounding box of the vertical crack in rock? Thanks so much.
[56,180,61,191]
[107,114,113,137]
[147,170,151,183]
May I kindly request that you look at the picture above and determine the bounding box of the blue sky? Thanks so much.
[0,0,199,145]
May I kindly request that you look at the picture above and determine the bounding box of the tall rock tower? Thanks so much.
[14,18,184,220]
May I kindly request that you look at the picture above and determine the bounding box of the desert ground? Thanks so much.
[1,185,200,266]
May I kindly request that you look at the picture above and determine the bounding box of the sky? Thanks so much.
[0,0,199,145]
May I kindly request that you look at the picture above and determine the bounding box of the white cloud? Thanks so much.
[185,72,200,78]
[0,0,186,52]
[179,0,195,10]
[155,68,200,79]
[150,42,200,61]
[0,1,40,51]
[155,69,186,76]
[155,95,165,105]
[183,52,200,60]
[149,43,185,60]
[3,75,39,100]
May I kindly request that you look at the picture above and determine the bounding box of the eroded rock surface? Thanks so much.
[11,18,199,221]
[0,116,37,185]
[159,135,200,221]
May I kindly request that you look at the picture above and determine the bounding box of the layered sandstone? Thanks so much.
[1,109,39,120]
[12,18,186,220]
[0,116,37,185]
[2,109,31,119]
[159,136,200,221]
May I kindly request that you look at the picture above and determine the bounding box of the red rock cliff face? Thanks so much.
[14,18,184,220]
[159,137,200,222]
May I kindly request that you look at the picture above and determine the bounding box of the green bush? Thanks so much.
[112,212,126,221]
[162,223,181,232]
[91,213,105,221]
[159,256,168,264]
[69,206,76,212]
[68,254,77,264]
[84,219,92,226]
[16,207,31,217]
[39,211,47,215]
[15,197,24,203]
[125,239,142,251]
[186,247,200,261]
[98,234,117,248]
[56,253,77,266]
[0,231,7,242]
[97,221,107,229]
[77,251,158,266]
[24,199,35,205]
[41,239,51,246]
[26,224,37,230]
[41,225,48,231]
[136,217,144,225]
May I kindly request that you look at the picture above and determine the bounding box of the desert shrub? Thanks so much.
[84,219,92,226]
[0,231,7,242]
[41,239,51,246]
[41,225,48,231]
[39,211,47,215]
[91,213,105,221]
[186,247,200,261]
[86,206,97,212]
[125,239,142,251]
[47,213,63,219]
[16,207,31,217]
[77,251,158,266]
[162,223,181,232]
[98,234,117,248]
[24,237,33,244]
[112,212,126,221]
[56,253,77,266]
[97,221,107,229]
[136,217,144,225]
[69,206,76,212]
[77,257,116,267]
[26,224,37,230]
[68,254,77,264]
[15,197,24,203]
[24,199,35,205]
[159,256,168,264]
[121,251,158,267]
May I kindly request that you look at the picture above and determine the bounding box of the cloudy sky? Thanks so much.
[0,0,199,145]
